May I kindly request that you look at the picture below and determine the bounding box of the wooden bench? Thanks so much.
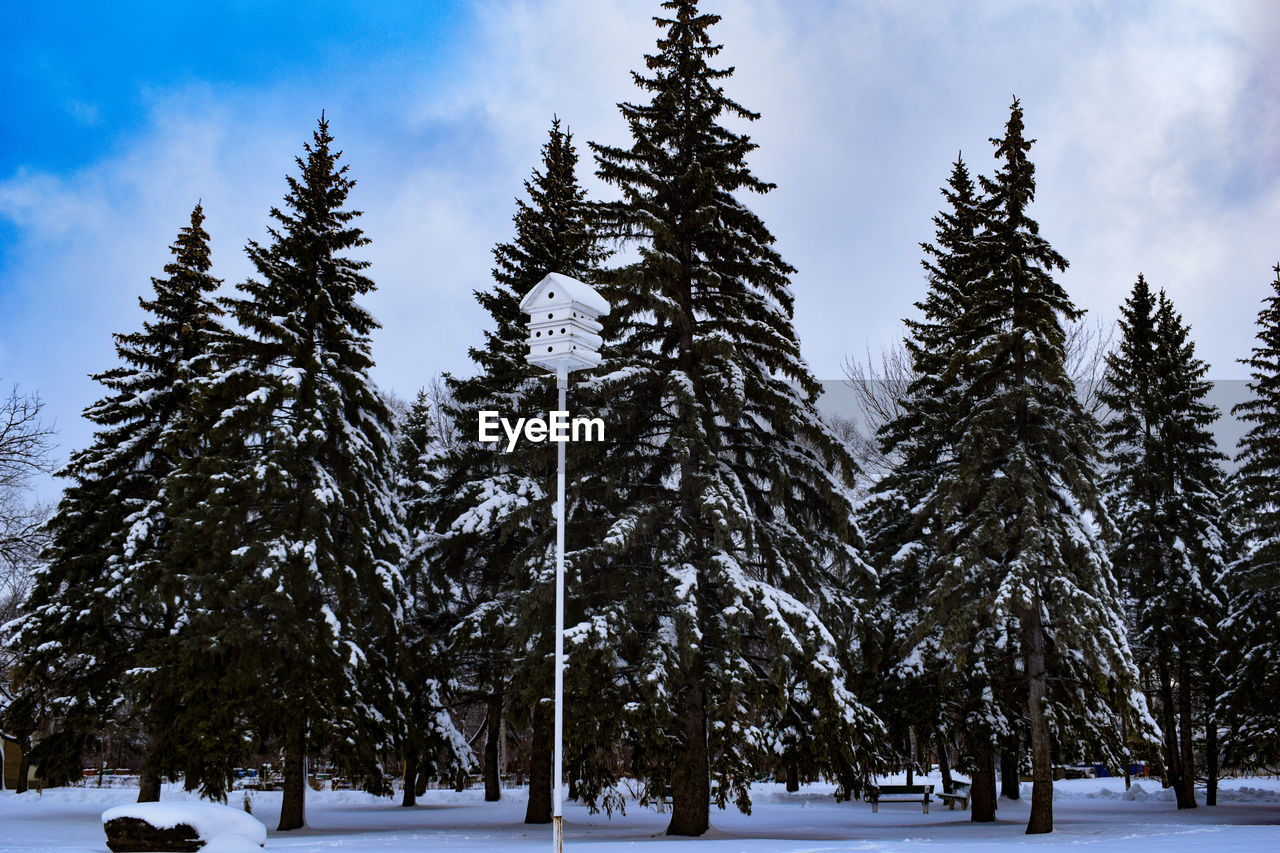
[938,780,971,810]
[869,784,933,813]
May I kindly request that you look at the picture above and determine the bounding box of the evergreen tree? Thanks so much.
[164,118,406,829]
[581,0,882,835]
[1099,277,1227,809]
[918,100,1154,834]
[422,118,605,820]
[393,386,474,808]
[3,205,223,798]
[1222,262,1280,767]
[861,156,1014,817]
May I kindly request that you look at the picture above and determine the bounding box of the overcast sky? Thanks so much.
[2,0,1278,484]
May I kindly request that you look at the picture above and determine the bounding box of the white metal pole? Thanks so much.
[553,368,568,853]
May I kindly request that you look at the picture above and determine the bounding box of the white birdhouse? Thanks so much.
[519,272,610,373]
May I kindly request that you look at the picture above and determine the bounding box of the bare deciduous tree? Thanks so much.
[0,384,56,714]
[839,346,916,484]
[839,318,1115,483]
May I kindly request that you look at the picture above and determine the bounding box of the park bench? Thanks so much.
[869,784,934,813]
[938,780,971,810]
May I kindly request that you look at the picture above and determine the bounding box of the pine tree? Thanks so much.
[919,100,1154,834]
[861,156,1007,815]
[1222,262,1280,768]
[581,0,882,835]
[393,386,474,808]
[422,118,606,820]
[3,205,223,798]
[164,118,406,829]
[1099,277,1228,809]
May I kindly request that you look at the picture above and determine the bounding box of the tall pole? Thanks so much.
[553,367,567,853]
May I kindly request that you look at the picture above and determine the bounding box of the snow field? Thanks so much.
[1,775,1277,852]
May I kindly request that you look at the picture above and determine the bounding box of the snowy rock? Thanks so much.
[101,801,265,851]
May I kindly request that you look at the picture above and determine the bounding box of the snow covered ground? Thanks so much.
[2,773,1278,852]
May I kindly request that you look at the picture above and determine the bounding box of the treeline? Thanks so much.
[3,0,1279,839]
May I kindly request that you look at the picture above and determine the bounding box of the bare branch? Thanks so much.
[1065,317,1116,420]
[0,383,56,707]
[837,318,1115,486]
[840,345,915,484]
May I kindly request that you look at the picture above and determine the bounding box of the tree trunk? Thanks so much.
[1176,658,1198,809]
[1206,693,1219,807]
[137,725,162,803]
[785,756,799,792]
[401,747,418,807]
[277,725,306,831]
[484,690,503,802]
[1157,663,1189,806]
[1024,603,1053,834]
[904,727,915,786]
[525,699,553,824]
[936,732,952,792]
[454,766,467,792]
[137,758,162,803]
[970,741,997,822]
[1000,738,1021,799]
[1122,715,1131,791]
[415,765,429,797]
[15,747,30,794]
[666,678,710,836]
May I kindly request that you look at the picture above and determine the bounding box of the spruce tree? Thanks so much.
[583,0,881,834]
[1099,277,1227,809]
[3,205,223,798]
[164,118,406,829]
[919,100,1154,834]
[861,156,1010,817]
[422,118,605,819]
[1223,263,1280,767]
[393,387,473,807]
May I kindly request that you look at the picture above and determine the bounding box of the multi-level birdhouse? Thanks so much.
[519,272,609,373]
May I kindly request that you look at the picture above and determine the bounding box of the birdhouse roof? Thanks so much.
[519,272,609,317]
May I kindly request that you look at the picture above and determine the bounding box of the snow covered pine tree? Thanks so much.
[1223,263,1280,770]
[422,117,606,821]
[4,205,224,800]
[861,156,1004,816]
[392,386,473,808]
[1099,276,1228,810]
[581,0,883,836]
[915,100,1155,835]
[164,118,407,830]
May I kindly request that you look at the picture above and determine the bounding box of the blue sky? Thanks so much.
[2,0,1278,489]
[0,3,474,180]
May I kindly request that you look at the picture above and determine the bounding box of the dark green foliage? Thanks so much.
[1099,276,1227,807]
[162,118,405,813]
[4,205,223,789]
[580,0,881,834]
[913,100,1153,833]
[393,387,473,800]
[1223,263,1280,766]
[419,119,606,810]
[861,156,990,778]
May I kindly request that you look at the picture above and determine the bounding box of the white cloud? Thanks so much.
[2,0,1277,493]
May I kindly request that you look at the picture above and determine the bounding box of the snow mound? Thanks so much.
[101,800,266,847]
[1122,781,1153,801]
